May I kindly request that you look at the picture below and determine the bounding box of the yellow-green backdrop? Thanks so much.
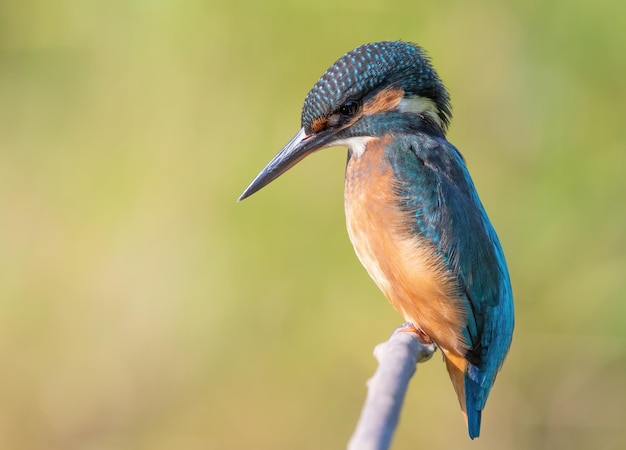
[1,1,625,449]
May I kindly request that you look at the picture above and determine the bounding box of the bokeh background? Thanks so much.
[1,1,625,449]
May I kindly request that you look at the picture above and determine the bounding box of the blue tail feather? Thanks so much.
[465,364,485,439]
[467,407,482,439]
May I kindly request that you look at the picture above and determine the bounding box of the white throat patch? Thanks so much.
[332,136,374,158]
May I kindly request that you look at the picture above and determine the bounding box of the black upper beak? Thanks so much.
[238,127,338,201]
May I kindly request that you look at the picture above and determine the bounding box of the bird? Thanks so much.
[238,41,514,439]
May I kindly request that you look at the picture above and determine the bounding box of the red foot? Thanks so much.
[394,322,433,344]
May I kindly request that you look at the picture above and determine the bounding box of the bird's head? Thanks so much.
[239,41,451,201]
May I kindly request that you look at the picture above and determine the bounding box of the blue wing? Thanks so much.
[386,132,514,438]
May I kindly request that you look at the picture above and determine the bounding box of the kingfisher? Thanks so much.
[238,41,514,439]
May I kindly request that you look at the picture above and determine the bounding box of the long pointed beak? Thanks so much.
[238,127,336,201]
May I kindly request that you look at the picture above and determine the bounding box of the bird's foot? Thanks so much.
[393,322,433,344]
[392,322,437,362]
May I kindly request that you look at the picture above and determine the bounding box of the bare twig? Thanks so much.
[347,328,437,450]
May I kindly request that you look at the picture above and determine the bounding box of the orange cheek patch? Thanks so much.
[362,87,405,115]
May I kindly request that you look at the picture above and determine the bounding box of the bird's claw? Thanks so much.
[393,322,432,344]
[392,323,438,362]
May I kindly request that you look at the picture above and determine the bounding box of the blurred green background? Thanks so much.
[1,0,625,449]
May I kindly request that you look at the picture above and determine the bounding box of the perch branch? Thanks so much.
[347,327,437,450]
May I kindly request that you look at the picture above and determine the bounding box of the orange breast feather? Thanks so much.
[344,136,470,412]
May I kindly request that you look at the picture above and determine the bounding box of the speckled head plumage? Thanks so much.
[301,41,451,135]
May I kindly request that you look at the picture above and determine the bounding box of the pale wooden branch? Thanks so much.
[347,329,437,450]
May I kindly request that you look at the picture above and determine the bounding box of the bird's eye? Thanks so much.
[339,100,361,117]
